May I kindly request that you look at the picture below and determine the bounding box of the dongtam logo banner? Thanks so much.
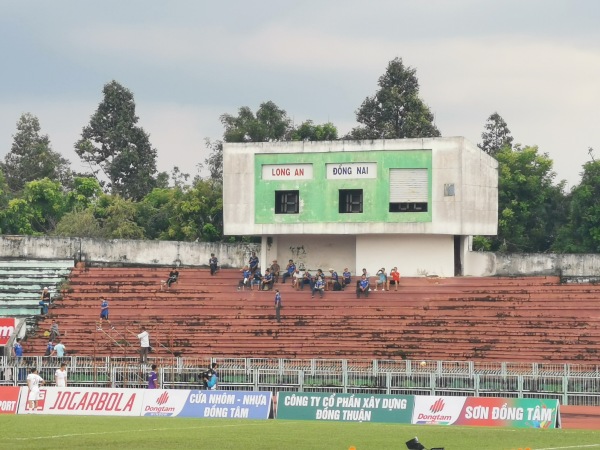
[0,387,20,414]
[412,396,560,428]
[276,392,413,423]
[18,387,145,416]
[0,318,16,346]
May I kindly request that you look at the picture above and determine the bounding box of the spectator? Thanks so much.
[12,338,23,364]
[248,252,259,276]
[357,268,369,290]
[327,269,342,291]
[375,268,388,291]
[300,270,313,291]
[100,297,109,321]
[281,259,296,283]
[39,287,51,316]
[44,340,54,357]
[251,269,262,290]
[342,268,352,289]
[27,368,45,411]
[148,364,159,389]
[270,260,281,283]
[51,340,66,358]
[261,268,274,291]
[237,266,251,291]
[389,267,401,291]
[49,320,60,341]
[136,326,150,363]
[357,275,370,299]
[292,268,301,290]
[55,363,68,387]
[274,289,282,323]
[162,268,179,290]
[209,253,219,276]
[312,271,325,299]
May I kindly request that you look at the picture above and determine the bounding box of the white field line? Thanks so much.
[534,445,600,450]
[6,422,275,441]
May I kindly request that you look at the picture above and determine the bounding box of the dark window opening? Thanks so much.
[339,189,363,213]
[389,202,428,213]
[275,190,299,214]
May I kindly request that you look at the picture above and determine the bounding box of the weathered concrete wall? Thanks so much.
[3,235,600,277]
[0,236,259,269]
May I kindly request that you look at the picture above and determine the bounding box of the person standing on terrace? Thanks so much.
[249,252,259,276]
[209,253,219,276]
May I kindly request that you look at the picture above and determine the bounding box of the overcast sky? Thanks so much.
[1,0,599,188]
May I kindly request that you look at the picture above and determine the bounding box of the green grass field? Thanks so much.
[1,416,599,450]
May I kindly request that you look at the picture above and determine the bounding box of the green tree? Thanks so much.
[136,187,182,240]
[75,80,158,201]
[54,209,104,238]
[478,112,514,157]
[347,57,440,139]
[22,178,67,233]
[65,177,103,212]
[2,113,71,192]
[291,121,338,141]
[164,179,223,241]
[554,159,600,252]
[475,145,566,252]
[94,194,145,239]
[221,101,292,143]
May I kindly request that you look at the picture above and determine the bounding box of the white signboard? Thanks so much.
[326,163,377,179]
[262,164,313,180]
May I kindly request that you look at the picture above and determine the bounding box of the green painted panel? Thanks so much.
[255,150,432,224]
[276,392,414,423]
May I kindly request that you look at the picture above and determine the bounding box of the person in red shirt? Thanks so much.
[388,267,401,291]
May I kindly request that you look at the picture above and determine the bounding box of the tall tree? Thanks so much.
[2,113,71,192]
[478,112,514,157]
[75,80,158,201]
[347,57,440,139]
[554,159,600,252]
[474,145,566,253]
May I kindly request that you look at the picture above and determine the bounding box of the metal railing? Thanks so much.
[2,356,600,406]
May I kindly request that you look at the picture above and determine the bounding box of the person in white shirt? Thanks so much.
[27,368,45,411]
[137,326,150,363]
[55,363,68,387]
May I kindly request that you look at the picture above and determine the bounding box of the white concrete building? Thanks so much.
[223,137,498,277]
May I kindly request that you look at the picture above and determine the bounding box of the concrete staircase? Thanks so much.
[25,267,600,363]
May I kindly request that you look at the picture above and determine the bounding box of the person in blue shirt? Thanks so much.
[100,297,109,321]
[281,259,296,283]
[248,252,259,275]
[238,266,251,290]
[13,338,23,363]
[327,269,341,291]
[342,268,352,289]
[312,271,325,299]
[44,340,54,357]
[251,270,262,290]
[261,269,274,291]
[274,289,282,323]
[357,275,370,298]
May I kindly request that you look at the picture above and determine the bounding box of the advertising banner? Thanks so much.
[0,386,20,414]
[0,318,16,346]
[17,387,145,416]
[186,390,271,419]
[412,396,560,429]
[276,392,413,423]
